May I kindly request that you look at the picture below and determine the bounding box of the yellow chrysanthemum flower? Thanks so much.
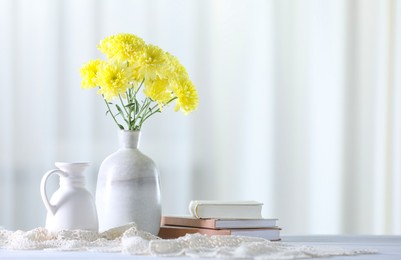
[131,67,143,85]
[80,59,102,89]
[134,44,168,80]
[143,79,173,109]
[98,33,146,61]
[96,62,134,101]
[166,52,189,80]
[173,79,199,114]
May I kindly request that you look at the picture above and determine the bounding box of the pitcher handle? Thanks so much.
[40,169,67,215]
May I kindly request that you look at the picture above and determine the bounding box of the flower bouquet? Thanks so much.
[80,33,198,130]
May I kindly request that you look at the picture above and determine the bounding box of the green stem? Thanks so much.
[119,94,131,128]
[135,78,145,95]
[149,103,159,111]
[131,98,147,130]
[141,108,160,123]
[137,98,151,118]
[140,97,178,126]
[127,86,136,123]
[136,98,152,129]
[103,98,123,130]
[129,80,145,129]
[165,97,177,106]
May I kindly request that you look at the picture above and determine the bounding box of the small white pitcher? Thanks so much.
[40,162,98,233]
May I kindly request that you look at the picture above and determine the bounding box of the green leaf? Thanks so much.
[135,100,140,114]
[117,124,124,130]
[125,103,135,108]
[115,104,123,113]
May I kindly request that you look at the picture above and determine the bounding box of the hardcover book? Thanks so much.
[158,225,281,241]
[189,200,263,219]
[161,216,278,229]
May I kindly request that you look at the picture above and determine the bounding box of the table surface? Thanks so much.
[1,235,400,259]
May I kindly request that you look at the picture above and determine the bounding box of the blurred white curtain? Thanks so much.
[0,0,400,235]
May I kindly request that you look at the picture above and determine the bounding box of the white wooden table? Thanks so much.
[284,235,401,259]
[1,235,400,259]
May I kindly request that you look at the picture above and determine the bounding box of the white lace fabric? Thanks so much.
[0,223,376,259]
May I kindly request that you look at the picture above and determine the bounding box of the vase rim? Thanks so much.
[120,130,141,133]
[55,162,90,174]
[55,162,90,167]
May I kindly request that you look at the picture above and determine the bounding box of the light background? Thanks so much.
[0,0,401,235]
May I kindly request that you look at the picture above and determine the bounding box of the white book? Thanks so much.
[189,200,263,219]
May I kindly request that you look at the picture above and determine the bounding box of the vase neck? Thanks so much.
[55,162,89,188]
[119,130,141,149]
[55,162,89,175]
[59,175,86,188]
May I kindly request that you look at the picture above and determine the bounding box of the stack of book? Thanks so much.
[158,200,281,241]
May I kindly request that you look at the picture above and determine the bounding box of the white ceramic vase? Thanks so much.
[40,162,98,233]
[96,130,161,235]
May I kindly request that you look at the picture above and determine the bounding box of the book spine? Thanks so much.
[188,201,199,218]
[161,217,217,229]
[158,226,230,239]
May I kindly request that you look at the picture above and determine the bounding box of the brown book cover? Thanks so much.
[158,225,281,241]
[161,216,278,229]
